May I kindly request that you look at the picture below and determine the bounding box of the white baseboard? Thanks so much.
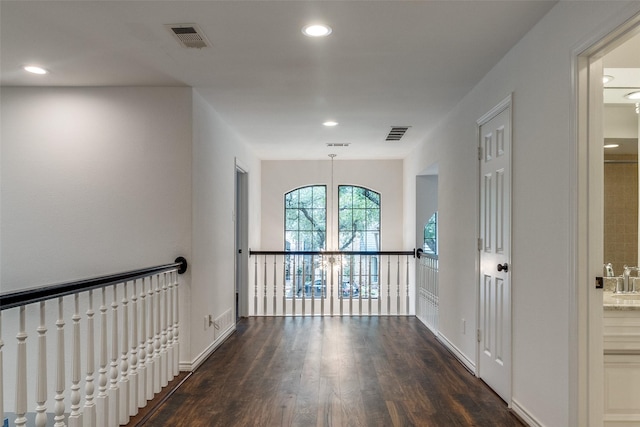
[179,323,236,372]
[511,399,544,427]
[436,332,476,373]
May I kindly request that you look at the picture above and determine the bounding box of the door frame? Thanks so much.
[572,9,640,427]
[475,94,513,405]
[235,158,249,319]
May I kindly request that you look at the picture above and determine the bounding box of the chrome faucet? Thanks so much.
[622,266,640,293]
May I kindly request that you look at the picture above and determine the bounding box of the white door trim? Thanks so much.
[234,157,249,318]
[476,93,513,404]
[571,8,640,427]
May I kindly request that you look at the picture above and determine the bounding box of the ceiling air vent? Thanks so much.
[166,24,210,49]
[385,126,411,141]
[326,143,350,147]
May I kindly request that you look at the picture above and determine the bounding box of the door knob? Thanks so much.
[497,263,509,272]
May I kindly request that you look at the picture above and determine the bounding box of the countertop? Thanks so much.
[604,291,640,311]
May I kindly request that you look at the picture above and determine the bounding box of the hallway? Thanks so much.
[141,317,523,427]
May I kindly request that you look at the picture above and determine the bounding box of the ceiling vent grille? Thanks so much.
[166,24,210,49]
[326,143,350,147]
[385,126,411,141]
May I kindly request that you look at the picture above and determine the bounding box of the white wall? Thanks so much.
[189,89,261,366]
[0,84,263,374]
[404,2,640,426]
[604,105,639,139]
[261,159,404,252]
[1,87,192,291]
[1,86,193,409]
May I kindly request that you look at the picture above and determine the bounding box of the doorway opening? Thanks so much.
[235,160,249,320]
[416,164,439,334]
[575,13,640,427]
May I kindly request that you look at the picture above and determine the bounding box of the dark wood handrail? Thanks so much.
[0,256,188,311]
[249,250,418,257]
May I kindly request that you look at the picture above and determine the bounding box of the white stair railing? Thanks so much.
[249,250,416,316]
[416,251,439,334]
[0,257,187,427]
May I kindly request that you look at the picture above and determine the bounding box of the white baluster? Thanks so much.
[339,258,344,316]
[68,294,83,427]
[406,255,410,315]
[282,257,287,316]
[378,256,383,314]
[367,256,372,314]
[96,288,109,427]
[320,257,325,316]
[146,276,155,400]
[387,256,391,315]
[55,298,67,427]
[138,277,148,408]
[358,256,363,315]
[310,256,315,316]
[35,302,48,427]
[0,314,4,427]
[172,271,180,377]
[292,257,296,315]
[301,257,306,316]
[330,257,334,316]
[349,256,354,315]
[14,307,27,427]
[254,256,258,315]
[84,291,96,427]
[166,273,174,383]
[160,273,168,388]
[396,256,401,315]
[153,275,161,394]
[109,285,120,427]
[273,256,277,316]
[119,282,130,425]
[263,257,268,316]
[129,279,139,416]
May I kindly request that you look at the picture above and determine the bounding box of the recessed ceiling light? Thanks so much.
[23,65,48,75]
[603,75,614,84]
[302,24,332,37]
[604,144,620,149]
[323,121,338,127]
[624,91,640,100]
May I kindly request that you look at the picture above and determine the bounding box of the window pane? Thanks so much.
[285,185,326,253]
[313,189,325,208]
[339,209,352,230]
[339,186,352,207]
[338,185,380,252]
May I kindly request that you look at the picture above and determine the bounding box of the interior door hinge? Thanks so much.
[477,329,482,343]
[478,146,483,160]
[477,238,483,251]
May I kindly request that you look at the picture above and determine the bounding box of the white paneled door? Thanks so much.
[478,97,512,403]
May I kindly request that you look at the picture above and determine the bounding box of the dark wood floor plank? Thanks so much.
[138,316,524,427]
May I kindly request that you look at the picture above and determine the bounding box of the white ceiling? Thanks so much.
[1,1,558,160]
[603,31,640,154]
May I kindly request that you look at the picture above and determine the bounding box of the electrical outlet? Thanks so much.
[204,315,208,330]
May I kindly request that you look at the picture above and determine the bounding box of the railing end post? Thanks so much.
[175,257,188,274]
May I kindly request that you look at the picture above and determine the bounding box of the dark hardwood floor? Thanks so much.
[141,317,524,427]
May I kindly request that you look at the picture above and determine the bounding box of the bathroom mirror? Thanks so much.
[603,32,640,276]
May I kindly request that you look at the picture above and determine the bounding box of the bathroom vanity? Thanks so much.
[603,288,640,426]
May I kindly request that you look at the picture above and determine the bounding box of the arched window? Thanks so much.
[338,185,380,299]
[284,185,326,298]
